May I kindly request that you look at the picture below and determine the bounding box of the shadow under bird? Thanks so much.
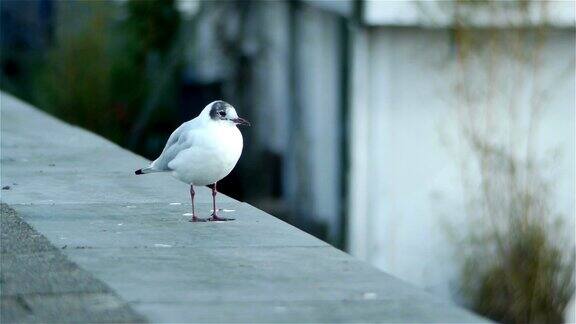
[135,101,250,222]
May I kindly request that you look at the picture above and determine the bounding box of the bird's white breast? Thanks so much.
[168,124,243,186]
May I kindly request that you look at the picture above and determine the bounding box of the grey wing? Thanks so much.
[150,121,196,171]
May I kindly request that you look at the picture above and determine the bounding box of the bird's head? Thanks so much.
[202,100,251,127]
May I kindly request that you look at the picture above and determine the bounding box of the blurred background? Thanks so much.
[1,0,574,322]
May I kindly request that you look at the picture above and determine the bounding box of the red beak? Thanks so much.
[232,117,251,126]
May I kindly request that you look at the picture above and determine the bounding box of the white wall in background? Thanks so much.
[363,0,576,28]
[251,1,291,154]
[348,27,575,300]
[289,5,343,243]
[224,2,345,244]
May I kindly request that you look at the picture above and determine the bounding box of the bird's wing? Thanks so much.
[150,120,199,171]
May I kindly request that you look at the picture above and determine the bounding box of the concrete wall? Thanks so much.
[347,26,575,299]
[1,91,487,323]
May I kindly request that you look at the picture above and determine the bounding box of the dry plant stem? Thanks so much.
[449,1,573,322]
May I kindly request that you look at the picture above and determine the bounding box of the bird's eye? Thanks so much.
[218,111,226,117]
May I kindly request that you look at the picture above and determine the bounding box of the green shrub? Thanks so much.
[456,140,575,324]
[33,0,182,148]
[34,3,122,141]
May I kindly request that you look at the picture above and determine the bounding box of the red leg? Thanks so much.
[188,185,206,222]
[209,182,234,221]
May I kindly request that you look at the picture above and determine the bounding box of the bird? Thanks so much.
[135,100,250,222]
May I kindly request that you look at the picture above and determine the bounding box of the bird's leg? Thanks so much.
[209,182,234,221]
[188,185,206,222]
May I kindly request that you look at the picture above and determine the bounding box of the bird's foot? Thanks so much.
[209,214,234,222]
[188,215,208,222]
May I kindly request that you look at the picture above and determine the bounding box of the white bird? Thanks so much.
[135,100,250,222]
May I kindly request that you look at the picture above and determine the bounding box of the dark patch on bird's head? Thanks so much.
[206,100,250,126]
[209,100,232,120]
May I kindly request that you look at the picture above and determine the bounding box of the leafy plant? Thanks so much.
[33,0,183,150]
[34,3,122,141]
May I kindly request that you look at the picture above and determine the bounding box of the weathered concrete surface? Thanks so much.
[1,204,146,323]
[0,92,487,322]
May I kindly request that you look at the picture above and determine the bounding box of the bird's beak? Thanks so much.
[231,117,251,126]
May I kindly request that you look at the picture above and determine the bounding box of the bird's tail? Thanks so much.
[135,167,155,175]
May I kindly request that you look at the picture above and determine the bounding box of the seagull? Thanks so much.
[135,100,250,222]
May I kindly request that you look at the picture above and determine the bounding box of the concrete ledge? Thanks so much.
[1,92,486,322]
[1,204,146,323]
